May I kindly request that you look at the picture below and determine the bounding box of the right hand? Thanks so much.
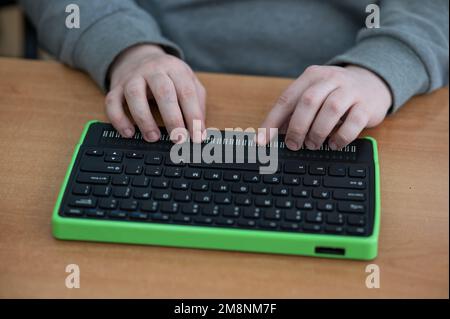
[106,44,206,143]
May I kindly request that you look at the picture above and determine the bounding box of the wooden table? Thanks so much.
[0,58,448,298]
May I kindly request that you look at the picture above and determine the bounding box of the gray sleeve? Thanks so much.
[328,0,449,112]
[19,0,183,91]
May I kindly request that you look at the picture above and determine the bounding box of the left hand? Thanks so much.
[258,65,392,150]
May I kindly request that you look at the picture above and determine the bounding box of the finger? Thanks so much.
[123,77,160,142]
[258,72,318,145]
[285,80,338,150]
[169,70,205,143]
[105,87,135,138]
[305,88,356,149]
[329,104,368,150]
[145,73,187,143]
[194,77,207,121]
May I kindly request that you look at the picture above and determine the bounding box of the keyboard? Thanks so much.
[53,121,380,260]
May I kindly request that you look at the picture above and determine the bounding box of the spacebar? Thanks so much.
[189,162,261,171]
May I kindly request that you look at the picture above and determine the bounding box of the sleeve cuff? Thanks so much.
[72,9,183,91]
[328,36,429,112]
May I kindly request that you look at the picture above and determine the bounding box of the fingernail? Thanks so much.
[123,128,133,138]
[176,132,187,144]
[285,138,299,151]
[201,130,207,141]
[329,141,338,150]
[145,131,159,142]
[257,132,266,145]
[305,140,317,150]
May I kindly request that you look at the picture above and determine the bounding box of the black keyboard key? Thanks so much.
[104,155,122,163]
[305,211,323,223]
[113,187,131,198]
[109,211,127,219]
[223,172,241,181]
[185,169,201,179]
[252,185,269,195]
[81,162,122,174]
[212,183,229,192]
[259,221,278,229]
[173,215,191,223]
[349,166,366,178]
[264,208,282,220]
[237,219,256,228]
[145,166,162,176]
[133,189,151,199]
[272,186,289,196]
[303,224,322,233]
[296,200,314,210]
[284,161,306,174]
[99,198,118,209]
[126,152,143,159]
[86,209,106,218]
[164,167,182,178]
[303,176,320,187]
[194,216,213,224]
[347,227,366,236]
[348,215,366,226]
[125,163,143,175]
[120,199,138,211]
[216,218,235,226]
[132,176,150,187]
[191,181,209,191]
[312,189,330,199]
[280,222,300,231]
[326,213,344,225]
[153,190,171,201]
[285,210,302,222]
[69,197,96,208]
[263,175,281,184]
[338,202,365,213]
[202,206,221,216]
[329,165,346,177]
[108,151,122,157]
[243,173,260,183]
[223,206,240,217]
[323,177,366,189]
[165,156,185,166]
[77,173,109,184]
[145,153,163,165]
[333,190,366,201]
[275,198,293,208]
[85,149,103,156]
[151,213,170,221]
[112,175,129,186]
[235,195,252,206]
[309,164,326,175]
[130,212,148,220]
[72,184,91,195]
[194,194,211,203]
[214,194,232,205]
[255,198,272,207]
[204,171,222,180]
[292,189,310,198]
[231,184,249,193]
[160,202,179,214]
[182,204,200,215]
[172,180,189,190]
[141,200,158,212]
[317,201,334,211]
[152,179,169,189]
[283,175,300,185]
[243,207,262,219]
[93,185,111,197]
[174,192,191,202]
[64,208,84,216]
[325,225,344,234]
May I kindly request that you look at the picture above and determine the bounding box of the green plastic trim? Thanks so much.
[52,122,380,260]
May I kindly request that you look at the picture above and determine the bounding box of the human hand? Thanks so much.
[106,44,206,143]
[259,65,392,150]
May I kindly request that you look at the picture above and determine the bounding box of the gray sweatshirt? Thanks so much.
[21,0,449,112]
